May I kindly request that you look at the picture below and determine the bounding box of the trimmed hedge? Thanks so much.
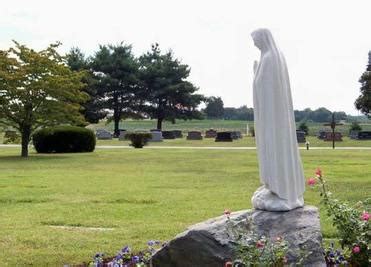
[33,126,96,153]
[125,132,152,148]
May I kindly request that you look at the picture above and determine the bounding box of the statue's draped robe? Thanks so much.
[252,29,305,207]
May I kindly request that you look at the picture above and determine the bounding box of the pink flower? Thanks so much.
[352,246,360,254]
[256,240,264,248]
[307,177,316,186]
[275,236,282,242]
[315,168,322,177]
[361,211,370,221]
[224,209,231,216]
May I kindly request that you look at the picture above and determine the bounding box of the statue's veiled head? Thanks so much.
[251,28,277,52]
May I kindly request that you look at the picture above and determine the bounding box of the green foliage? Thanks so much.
[125,132,152,148]
[139,43,205,130]
[33,126,95,153]
[204,96,224,119]
[355,52,371,117]
[224,106,254,121]
[349,121,362,133]
[298,122,309,135]
[67,47,107,124]
[310,169,370,266]
[294,108,346,123]
[3,130,21,144]
[91,43,142,136]
[0,41,88,156]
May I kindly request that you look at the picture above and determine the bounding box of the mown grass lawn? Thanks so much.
[0,147,370,266]
[96,135,371,147]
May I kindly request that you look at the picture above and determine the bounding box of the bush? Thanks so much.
[3,130,21,144]
[33,126,95,153]
[298,122,309,135]
[125,132,152,148]
[349,121,362,134]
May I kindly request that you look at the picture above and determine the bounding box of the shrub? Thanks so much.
[3,130,21,144]
[307,168,370,266]
[33,126,95,153]
[125,132,152,148]
[349,121,362,134]
[298,122,309,135]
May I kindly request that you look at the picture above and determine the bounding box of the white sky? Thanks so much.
[1,0,370,115]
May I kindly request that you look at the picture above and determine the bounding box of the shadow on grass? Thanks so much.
[0,153,87,162]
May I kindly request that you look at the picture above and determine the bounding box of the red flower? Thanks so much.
[315,168,322,177]
[361,211,370,221]
[224,261,233,267]
[307,177,316,186]
[352,245,360,254]
[224,209,231,216]
[256,240,264,248]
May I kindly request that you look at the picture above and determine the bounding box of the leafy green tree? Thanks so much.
[0,41,87,157]
[204,96,224,119]
[298,122,309,135]
[223,106,254,120]
[91,43,142,136]
[349,121,362,134]
[67,47,107,124]
[139,43,204,130]
[355,51,371,117]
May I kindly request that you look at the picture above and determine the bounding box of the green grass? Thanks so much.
[0,148,370,265]
[96,135,371,147]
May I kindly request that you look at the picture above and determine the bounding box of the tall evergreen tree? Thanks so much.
[139,43,204,130]
[67,47,107,124]
[91,43,142,136]
[355,51,371,117]
[0,41,87,157]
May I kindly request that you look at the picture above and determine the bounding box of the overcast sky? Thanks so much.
[1,0,370,115]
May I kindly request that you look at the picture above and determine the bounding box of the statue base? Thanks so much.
[251,186,304,211]
[150,206,325,267]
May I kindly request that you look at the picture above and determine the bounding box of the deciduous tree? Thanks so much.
[0,41,87,157]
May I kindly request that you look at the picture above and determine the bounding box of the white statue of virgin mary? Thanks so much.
[251,28,305,211]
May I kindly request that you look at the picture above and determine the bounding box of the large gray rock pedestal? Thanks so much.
[150,206,325,267]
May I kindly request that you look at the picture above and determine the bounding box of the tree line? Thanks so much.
[203,96,352,122]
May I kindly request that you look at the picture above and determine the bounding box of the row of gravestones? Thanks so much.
[95,129,244,142]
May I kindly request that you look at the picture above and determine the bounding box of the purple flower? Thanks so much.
[147,240,155,246]
[132,255,140,263]
[122,246,130,253]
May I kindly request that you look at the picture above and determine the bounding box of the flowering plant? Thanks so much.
[89,241,163,267]
[307,168,370,266]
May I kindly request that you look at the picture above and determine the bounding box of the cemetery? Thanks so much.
[0,2,371,267]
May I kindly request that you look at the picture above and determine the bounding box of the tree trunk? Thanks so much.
[114,116,120,137]
[157,118,163,131]
[113,92,120,137]
[21,125,31,158]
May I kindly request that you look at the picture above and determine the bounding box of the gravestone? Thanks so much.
[205,129,217,138]
[356,131,371,140]
[317,130,329,140]
[231,131,242,139]
[186,131,203,140]
[296,130,306,143]
[324,132,342,141]
[162,131,176,139]
[96,129,112,140]
[349,130,359,139]
[149,131,163,142]
[172,130,183,138]
[215,132,233,142]
[118,130,127,141]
